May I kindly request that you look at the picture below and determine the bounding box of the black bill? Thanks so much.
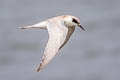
[78,24,85,31]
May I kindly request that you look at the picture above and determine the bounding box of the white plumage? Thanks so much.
[20,15,85,72]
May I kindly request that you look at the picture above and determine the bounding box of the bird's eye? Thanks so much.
[72,18,78,24]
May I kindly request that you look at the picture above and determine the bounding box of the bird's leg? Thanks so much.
[20,21,47,30]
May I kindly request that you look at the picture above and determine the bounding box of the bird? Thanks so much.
[20,15,85,72]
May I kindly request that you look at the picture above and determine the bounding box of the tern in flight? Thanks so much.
[20,15,85,72]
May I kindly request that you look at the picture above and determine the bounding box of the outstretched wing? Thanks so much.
[36,21,68,72]
[59,27,75,49]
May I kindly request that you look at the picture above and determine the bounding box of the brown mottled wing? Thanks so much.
[36,21,68,72]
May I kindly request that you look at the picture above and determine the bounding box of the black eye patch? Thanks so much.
[72,18,78,23]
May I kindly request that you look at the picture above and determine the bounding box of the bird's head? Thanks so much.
[64,15,85,31]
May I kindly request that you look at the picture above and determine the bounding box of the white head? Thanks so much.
[64,15,85,31]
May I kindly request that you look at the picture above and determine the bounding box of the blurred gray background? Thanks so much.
[0,0,120,80]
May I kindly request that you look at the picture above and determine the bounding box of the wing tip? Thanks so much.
[36,64,42,72]
[36,66,41,72]
[19,26,27,29]
[36,62,44,72]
